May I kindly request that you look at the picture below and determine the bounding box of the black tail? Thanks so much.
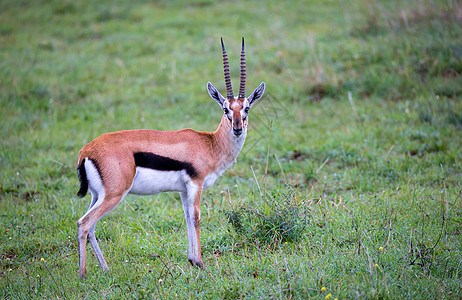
[77,158,88,198]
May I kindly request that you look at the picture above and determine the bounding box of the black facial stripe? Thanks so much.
[134,152,198,178]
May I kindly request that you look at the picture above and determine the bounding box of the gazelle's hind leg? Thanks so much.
[85,193,108,270]
[78,192,128,278]
[88,223,108,271]
[77,158,133,279]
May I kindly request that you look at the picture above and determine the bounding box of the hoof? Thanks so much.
[188,259,204,269]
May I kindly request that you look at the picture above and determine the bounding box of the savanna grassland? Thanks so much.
[1,0,461,298]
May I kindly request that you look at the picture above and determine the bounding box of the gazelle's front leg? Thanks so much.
[180,181,204,268]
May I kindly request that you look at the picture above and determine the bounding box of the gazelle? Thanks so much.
[76,37,265,278]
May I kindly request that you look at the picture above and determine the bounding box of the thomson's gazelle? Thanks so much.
[76,38,265,278]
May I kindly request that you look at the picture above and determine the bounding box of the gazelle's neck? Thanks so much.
[211,114,246,168]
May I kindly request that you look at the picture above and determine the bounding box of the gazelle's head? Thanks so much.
[207,37,265,137]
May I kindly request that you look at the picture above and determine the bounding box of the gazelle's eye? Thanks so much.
[224,108,229,114]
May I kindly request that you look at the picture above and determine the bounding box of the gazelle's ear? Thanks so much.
[248,82,266,108]
[207,82,226,107]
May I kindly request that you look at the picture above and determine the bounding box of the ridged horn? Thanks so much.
[221,37,234,99]
[238,37,246,99]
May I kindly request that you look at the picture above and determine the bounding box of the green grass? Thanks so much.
[1,0,461,298]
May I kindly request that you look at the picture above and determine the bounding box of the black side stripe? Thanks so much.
[134,152,198,178]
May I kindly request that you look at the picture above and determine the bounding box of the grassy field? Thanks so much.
[1,0,461,298]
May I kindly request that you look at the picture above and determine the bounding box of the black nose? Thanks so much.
[233,128,242,136]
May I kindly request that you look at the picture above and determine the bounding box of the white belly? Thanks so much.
[129,167,187,195]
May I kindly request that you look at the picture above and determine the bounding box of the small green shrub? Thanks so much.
[223,186,310,244]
